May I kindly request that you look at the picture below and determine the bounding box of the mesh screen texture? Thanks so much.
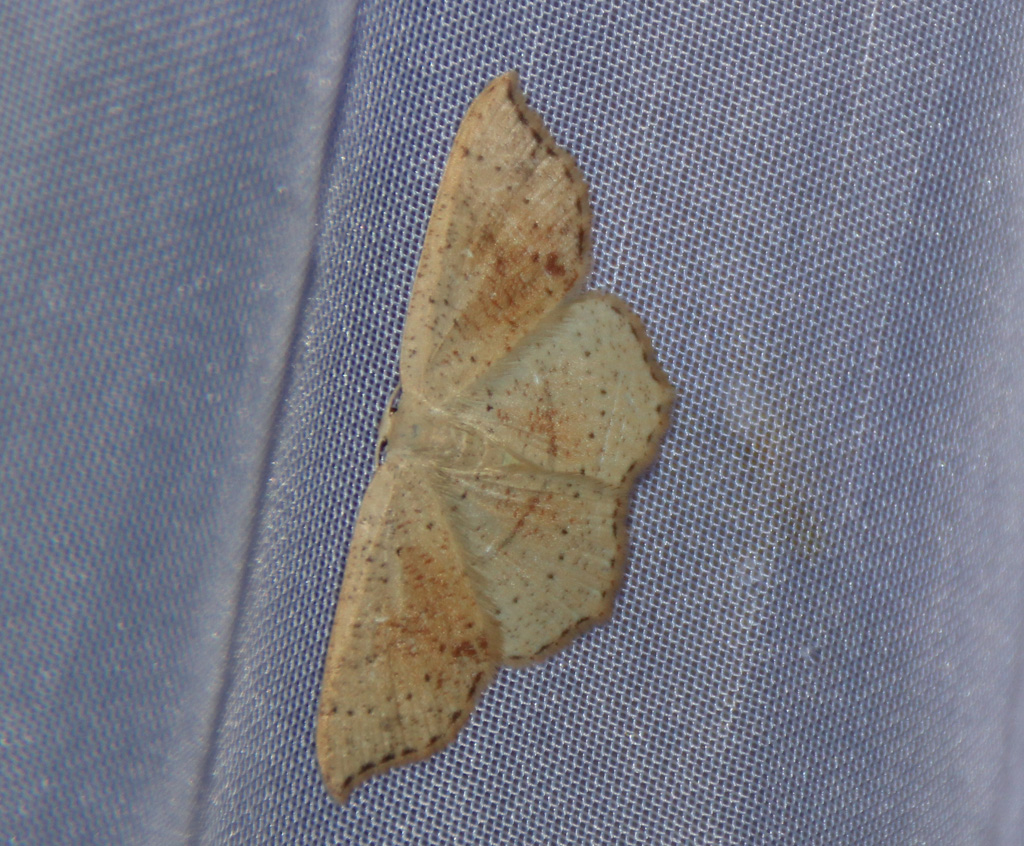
[3,1,1024,844]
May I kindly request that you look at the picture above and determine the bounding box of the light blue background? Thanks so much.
[2,2,1023,844]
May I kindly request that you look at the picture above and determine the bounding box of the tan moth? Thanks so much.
[317,71,673,802]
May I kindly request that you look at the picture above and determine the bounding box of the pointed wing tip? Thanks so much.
[488,69,520,89]
[317,695,497,805]
[316,623,502,805]
[487,67,595,280]
[316,721,422,806]
[477,70,522,108]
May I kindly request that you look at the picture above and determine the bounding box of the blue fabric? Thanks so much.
[3,1,1024,844]
[1,1,354,842]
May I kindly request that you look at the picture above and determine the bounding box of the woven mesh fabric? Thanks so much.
[0,1,352,843]
[3,1,1024,844]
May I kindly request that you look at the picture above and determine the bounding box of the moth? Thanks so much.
[317,71,673,802]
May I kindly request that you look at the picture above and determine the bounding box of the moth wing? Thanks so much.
[439,466,630,664]
[316,461,500,803]
[399,71,591,404]
[451,293,673,487]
